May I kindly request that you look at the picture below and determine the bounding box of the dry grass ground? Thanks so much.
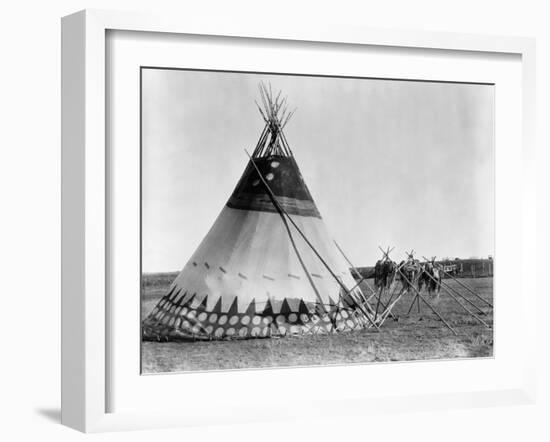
[141,277,493,373]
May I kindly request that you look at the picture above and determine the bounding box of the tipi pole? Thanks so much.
[439,280,485,314]
[339,275,389,326]
[258,83,270,117]
[332,240,375,299]
[363,263,404,325]
[421,257,486,313]
[252,124,270,157]
[405,292,419,316]
[278,126,294,156]
[377,260,418,323]
[246,150,380,331]
[378,281,398,311]
[332,240,395,319]
[371,259,408,321]
[271,219,380,329]
[397,269,458,335]
[342,275,380,319]
[246,150,344,290]
[243,152,327,314]
[419,268,491,328]
[438,279,485,314]
[405,289,422,316]
[373,258,407,303]
[278,212,326,311]
[254,101,268,123]
[436,266,493,308]
[376,286,409,326]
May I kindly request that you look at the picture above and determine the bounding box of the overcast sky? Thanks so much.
[142,68,494,273]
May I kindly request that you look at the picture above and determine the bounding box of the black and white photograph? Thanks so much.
[140,68,494,374]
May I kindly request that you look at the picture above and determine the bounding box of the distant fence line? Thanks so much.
[353,258,494,280]
[142,272,179,289]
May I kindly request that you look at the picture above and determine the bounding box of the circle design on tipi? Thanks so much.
[162,316,171,325]
[252,179,260,187]
[252,316,261,325]
[251,327,261,337]
[229,315,239,325]
[241,316,250,325]
[346,319,355,328]
[187,310,196,319]
[341,310,349,319]
[278,326,287,335]
[288,313,298,323]
[271,161,280,168]
[198,312,207,322]
[239,327,248,337]
[261,327,269,337]
[182,320,190,329]
[180,307,188,316]
[226,328,235,336]
[290,325,300,334]
[192,325,201,334]
[214,328,224,337]
[263,317,273,324]
[205,325,214,334]
[174,318,182,328]
[209,313,218,323]
[276,315,285,324]
[300,314,309,323]
[265,173,274,181]
[218,315,228,325]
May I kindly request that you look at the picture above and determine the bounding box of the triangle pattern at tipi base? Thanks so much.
[142,294,366,341]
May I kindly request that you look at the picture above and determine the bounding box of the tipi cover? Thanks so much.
[142,84,373,341]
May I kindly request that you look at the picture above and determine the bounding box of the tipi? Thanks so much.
[142,83,374,341]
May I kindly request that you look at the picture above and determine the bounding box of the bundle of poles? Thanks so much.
[355,248,493,335]
[252,82,296,158]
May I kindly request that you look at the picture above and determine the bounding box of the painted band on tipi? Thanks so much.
[142,82,377,341]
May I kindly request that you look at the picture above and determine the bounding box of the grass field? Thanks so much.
[141,276,493,373]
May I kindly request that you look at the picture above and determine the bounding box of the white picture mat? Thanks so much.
[107,30,522,415]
